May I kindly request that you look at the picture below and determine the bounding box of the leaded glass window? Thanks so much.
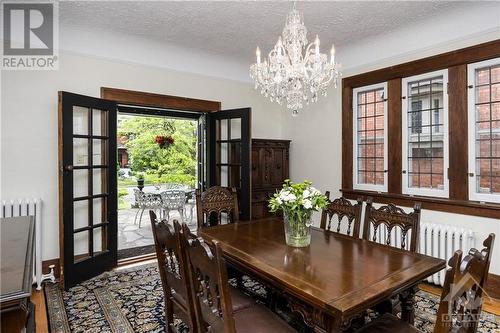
[402,70,449,197]
[468,58,500,203]
[353,83,388,192]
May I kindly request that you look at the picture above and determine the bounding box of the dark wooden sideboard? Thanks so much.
[251,139,291,219]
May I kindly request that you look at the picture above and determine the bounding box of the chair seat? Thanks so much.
[234,304,296,333]
[354,314,421,333]
[230,287,255,313]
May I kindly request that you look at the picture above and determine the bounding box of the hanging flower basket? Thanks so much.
[155,135,174,149]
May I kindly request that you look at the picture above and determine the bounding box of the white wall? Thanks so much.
[0,51,283,261]
[282,3,500,274]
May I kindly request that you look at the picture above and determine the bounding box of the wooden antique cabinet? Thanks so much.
[251,139,291,219]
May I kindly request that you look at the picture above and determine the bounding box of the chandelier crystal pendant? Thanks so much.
[250,4,341,116]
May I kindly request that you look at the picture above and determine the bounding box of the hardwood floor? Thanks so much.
[32,282,500,332]
[419,283,500,316]
[32,288,49,333]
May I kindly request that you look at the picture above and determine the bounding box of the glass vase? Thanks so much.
[283,210,312,247]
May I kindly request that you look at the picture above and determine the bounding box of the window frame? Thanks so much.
[467,57,500,203]
[401,69,450,198]
[352,82,388,192]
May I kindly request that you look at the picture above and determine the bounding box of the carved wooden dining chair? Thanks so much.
[362,197,422,252]
[179,223,296,333]
[320,192,363,238]
[355,233,495,333]
[149,211,197,333]
[196,186,239,229]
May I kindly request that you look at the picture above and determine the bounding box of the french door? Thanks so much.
[207,108,251,220]
[59,91,117,290]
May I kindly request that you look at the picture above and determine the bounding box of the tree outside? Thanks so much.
[117,115,197,210]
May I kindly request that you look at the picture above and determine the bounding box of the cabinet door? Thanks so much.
[251,147,262,188]
[271,148,285,185]
[262,148,273,187]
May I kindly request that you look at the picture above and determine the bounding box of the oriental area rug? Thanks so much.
[45,263,500,333]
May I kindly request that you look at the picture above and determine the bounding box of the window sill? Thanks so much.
[340,188,500,219]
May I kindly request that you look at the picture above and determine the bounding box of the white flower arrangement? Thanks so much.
[269,180,328,246]
[269,180,327,215]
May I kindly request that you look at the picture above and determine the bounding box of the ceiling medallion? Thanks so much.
[250,3,341,116]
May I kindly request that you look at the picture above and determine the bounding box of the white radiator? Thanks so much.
[419,223,475,287]
[1,199,55,290]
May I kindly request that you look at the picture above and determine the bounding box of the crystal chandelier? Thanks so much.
[250,4,341,116]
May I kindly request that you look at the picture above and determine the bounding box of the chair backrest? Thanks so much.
[179,223,236,333]
[320,192,363,238]
[196,186,239,228]
[165,183,188,190]
[133,188,144,205]
[435,234,495,333]
[142,192,161,208]
[149,211,197,331]
[160,190,186,210]
[362,198,421,252]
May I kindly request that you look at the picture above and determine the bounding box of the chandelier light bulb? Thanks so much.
[249,5,340,115]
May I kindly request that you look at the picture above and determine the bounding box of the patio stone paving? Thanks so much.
[118,185,197,251]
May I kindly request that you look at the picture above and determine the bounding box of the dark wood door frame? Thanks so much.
[101,87,222,265]
[100,87,221,112]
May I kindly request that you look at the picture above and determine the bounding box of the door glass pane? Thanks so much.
[220,142,228,164]
[93,139,107,165]
[93,168,105,195]
[92,109,108,136]
[73,107,89,135]
[93,227,104,254]
[230,165,240,187]
[219,119,228,140]
[93,197,105,225]
[74,231,90,263]
[230,142,241,165]
[220,166,228,187]
[73,169,88,198]
[74,200,89,230]
[230,118,241,139]
[73,138,88,166]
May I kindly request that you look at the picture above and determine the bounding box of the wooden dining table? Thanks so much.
[198,218,446,333]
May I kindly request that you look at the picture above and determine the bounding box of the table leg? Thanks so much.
[324,314,343,333]
[400,285,417,325]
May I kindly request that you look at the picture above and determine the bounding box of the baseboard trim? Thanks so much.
[42,258,60,280]
[41,252,158,282]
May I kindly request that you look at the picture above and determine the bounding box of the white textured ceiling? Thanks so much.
[60,1,477,64]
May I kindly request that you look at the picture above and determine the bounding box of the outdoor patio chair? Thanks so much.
[164,183,187,190]
[160,189,186,222]
[133,188,162,228]
[183,189,196,224]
